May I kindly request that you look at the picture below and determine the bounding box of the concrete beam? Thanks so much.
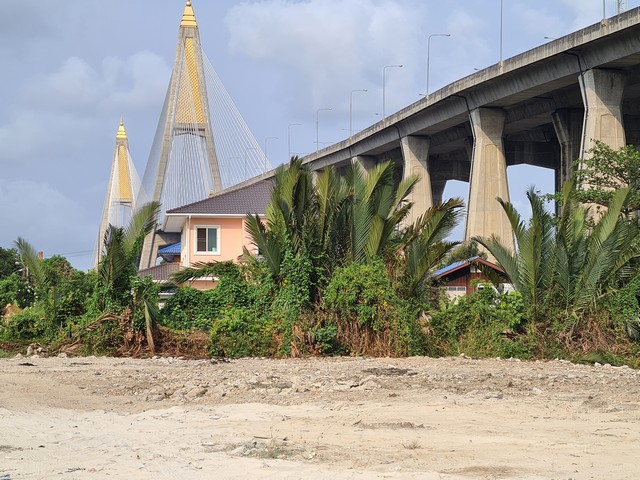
[400,136,432,225]
[504,140,560,169]
[466,108,515,253]
[351,155,378,174]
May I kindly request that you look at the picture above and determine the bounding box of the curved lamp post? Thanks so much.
[288,123,302,160]
[350,89,367,139]
[316,108,332,152]
[382,65,402,119]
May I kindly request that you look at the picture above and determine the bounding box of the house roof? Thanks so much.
[432,256,505,279]
[158,242,181,255]
[163,179,272,232]
[166,179,272,216]
[138,262,180,282]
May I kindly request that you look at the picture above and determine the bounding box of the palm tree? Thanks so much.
[475,182,640,321]
[346,161,419,264]
[398,198,465,298]
[98,201,160,305]
[97,201,161,351]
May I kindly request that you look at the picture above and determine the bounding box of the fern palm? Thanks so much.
[400,198,465,297]
[476,182,640,321]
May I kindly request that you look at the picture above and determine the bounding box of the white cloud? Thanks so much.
[22,52,170,115]
[225,0,424,110]
[102,52,172,112]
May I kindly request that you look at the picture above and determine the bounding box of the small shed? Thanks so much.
[432,256,512,299]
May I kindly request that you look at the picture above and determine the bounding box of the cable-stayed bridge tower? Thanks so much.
[138,1,268,269]
[95,119,140,267]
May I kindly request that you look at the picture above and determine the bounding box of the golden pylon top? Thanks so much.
[116,118,127,140]
[181,0,198,28]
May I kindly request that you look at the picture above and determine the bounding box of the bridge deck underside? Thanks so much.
[302,15,640,194]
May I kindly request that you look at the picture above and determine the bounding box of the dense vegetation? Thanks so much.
[1,149,640,366]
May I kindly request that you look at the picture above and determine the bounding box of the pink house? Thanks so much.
[139,180,271,289]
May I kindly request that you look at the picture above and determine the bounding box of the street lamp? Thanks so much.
[500,0,503,62]
[382,64,402,119]
[426,33,451,96]
[288,123,302,160]
[264,136,278,171]
[349,89,367,139]
[316,107,332,152]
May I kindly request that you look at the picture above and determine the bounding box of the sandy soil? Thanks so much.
[1,354,639,480]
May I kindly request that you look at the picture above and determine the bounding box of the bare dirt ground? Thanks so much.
[1,354,639,480]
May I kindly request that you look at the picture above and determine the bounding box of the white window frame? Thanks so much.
[445,286,467,293]
[194,225,220,255]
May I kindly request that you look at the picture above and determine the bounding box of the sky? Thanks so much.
[1,0,638,271]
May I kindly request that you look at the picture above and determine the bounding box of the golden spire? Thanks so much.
[116,117,127,140]
[114,118,133,202]
[181,0,198,28]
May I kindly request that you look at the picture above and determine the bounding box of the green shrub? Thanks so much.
[210,307,276,357]
[1,305,49,342]
[161,287,213,331]
[0,273,34,308]
[321,260,428,356]
[429,287,530,358]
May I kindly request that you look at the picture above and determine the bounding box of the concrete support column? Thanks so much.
[579,68,626,157]
[432,181,446,205]
[623,114,640,147]
[465,108,515,252]
[400,135,432,225]
[552,108,584,191]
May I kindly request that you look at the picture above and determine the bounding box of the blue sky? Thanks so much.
[0,0,637,270]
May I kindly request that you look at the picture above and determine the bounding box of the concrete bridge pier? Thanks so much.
[400,135,432,225]
[579,68,627,157]
[552,108,584,191]
[465,108,515,252]
[623,114,640,147]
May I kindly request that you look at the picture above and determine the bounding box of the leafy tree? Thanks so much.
[0,273,33,309]
[573,141,640,215]
[0,247,20,279]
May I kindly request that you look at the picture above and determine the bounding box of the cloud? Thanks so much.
[560,0,606,30]
[0,179,96,269]
[102,52,172,112]
[22,52,170,116]
[0,111,98,165]
[225,0,424,110]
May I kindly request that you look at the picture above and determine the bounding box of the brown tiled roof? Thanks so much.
[138,262,180,282]
[167,180,272,216]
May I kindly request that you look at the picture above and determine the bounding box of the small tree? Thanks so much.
[574,141,640,216]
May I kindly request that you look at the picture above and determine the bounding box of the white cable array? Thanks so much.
[203,52,269,187]
[139,40,269,226]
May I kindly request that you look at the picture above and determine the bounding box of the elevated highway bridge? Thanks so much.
[296,7,640,249]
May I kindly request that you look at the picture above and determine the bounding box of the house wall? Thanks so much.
[181,217,248,265]
[445,271,487,292]
[176,216,260,290]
